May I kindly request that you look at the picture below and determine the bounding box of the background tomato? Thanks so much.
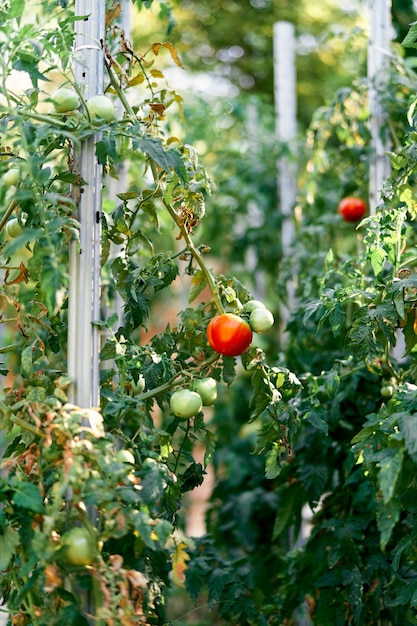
[338,196,367,222]
[243,299,266,313]
[207,313,253,356]
[61,527,95,566]
[170,388,203,418]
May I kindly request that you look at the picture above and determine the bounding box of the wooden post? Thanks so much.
[68,0,105,408]
[273,21,297,337]
[368,0,392,215]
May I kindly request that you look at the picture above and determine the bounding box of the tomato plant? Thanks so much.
[338,196,367,222]
[207,313,253,356]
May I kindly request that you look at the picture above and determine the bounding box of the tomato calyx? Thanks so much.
[207,313,253,357]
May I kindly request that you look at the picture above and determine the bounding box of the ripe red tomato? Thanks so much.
[338,197,367,222]
[207,313,253,356]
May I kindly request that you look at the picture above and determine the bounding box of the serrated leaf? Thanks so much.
[172,541,190,587]
[188,270,206,303]
[304,410,328,434]
[0,526,19,570]
[11,481,44,513]
[272,483,303,540]
[377,496,401,551]
[378,448,404,503]
[399,412,417,462]
[265,444,282,479]
[402,21,417,48]
[370,247,386,277]
[151,41,183,67]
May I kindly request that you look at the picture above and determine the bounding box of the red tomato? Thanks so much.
[338,197,367,222]
[207,313,252,356]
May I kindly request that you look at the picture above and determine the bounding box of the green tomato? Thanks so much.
[6,218,23,238]
[61,527,94,566]
[115,449,135,465]
[86,95,116,122]
[130,374,145,395]
[249,307,274,333]
[170,389,203,419]
[192,377,217,406]
[2,168,20,188]
[52,87,79,113]
[243,299,266,313]
[380,385,394,398]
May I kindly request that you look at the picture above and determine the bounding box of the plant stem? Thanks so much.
[0,199,17,232]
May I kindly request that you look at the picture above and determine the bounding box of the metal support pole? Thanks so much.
[273,21,297,337]
[68,1,105,408]
[368,0,392,215]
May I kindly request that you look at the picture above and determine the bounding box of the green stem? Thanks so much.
[0,199,17,232]
[173,419,190,474]
[137,352,219,402]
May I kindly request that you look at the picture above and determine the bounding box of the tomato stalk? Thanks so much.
[105,60,225,315]
[0,199,18,233]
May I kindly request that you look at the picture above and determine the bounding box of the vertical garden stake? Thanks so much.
[68,0,105,408]
[273,21,297,339]
[368,0,392,215]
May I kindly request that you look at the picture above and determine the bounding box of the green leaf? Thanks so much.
[0,526,19,571]
[9,0,25,19]
[402,21,417,48]
[399,412,417,463]
[376,496,401,551]
[304,410,328,434]
[11,481,44,513]
[188,270,207,303]
[370,247,386,277]
[378,448,404,503]
[272,483,304,540]
[264,444,282,479]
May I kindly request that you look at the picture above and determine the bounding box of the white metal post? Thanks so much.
[368,0,392,215]
[68,1,105,408]
[273,21,297,336]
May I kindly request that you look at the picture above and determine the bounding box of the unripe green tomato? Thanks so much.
[130,374,145,395]
[115,449,135,465]
[249,307,274,333]
[170,389,203,419]
[192,377,217,406]
[6,218,23,238]
[86,95,116,122]
[2,168,20,187]
[61,527,94,566]
[243,299,266,313]
[380,385,394,398]
[52,87,79,113]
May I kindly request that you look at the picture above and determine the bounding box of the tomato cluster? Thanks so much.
[206,300,275,357]
[170,376,218,419]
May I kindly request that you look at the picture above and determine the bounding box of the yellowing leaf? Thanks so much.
[151,42,184,68]
[150,69,164,79]
[128,73,145,87]
[172,541,190,587]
